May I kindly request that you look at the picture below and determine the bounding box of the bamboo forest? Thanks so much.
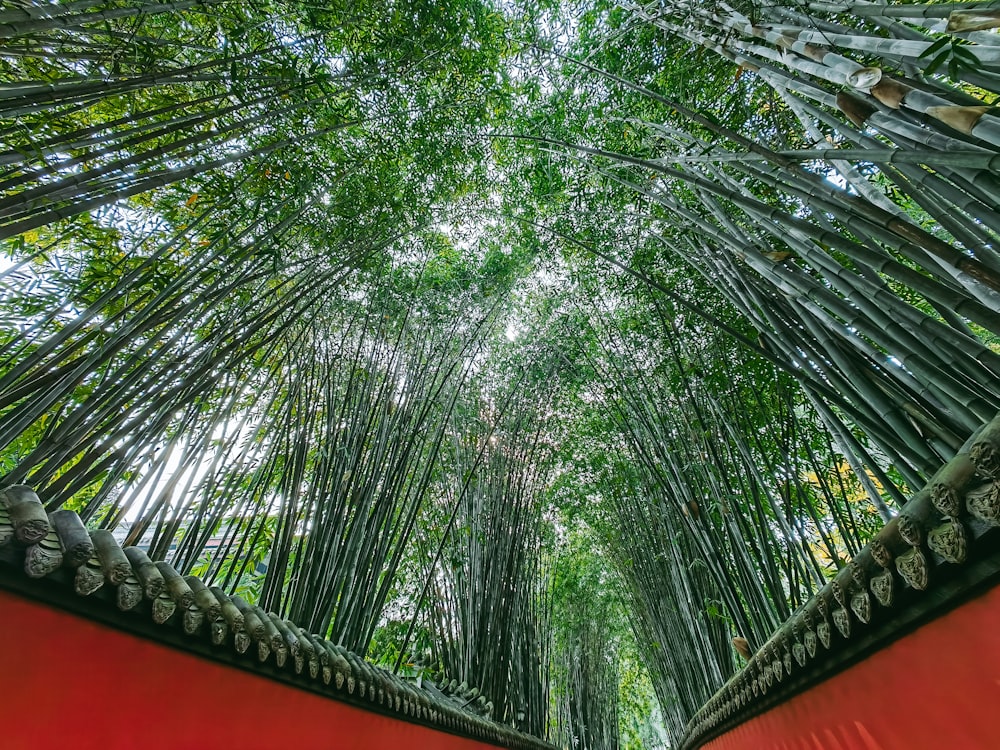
[2,0,1000,747]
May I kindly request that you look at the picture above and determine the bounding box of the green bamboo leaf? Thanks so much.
[953,45,981,65]
[918,36,951,60]
[924,47,953,75]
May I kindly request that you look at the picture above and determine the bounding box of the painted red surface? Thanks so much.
[703,583,1000,750]
[0,589,502,750]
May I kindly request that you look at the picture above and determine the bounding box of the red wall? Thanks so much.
[3,585,998,749]
[0,590,502,750]
[704,583,1000,750]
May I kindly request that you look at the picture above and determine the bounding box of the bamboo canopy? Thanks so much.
[2,0,1000,746]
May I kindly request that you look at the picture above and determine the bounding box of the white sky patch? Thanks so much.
[824,170,848,190]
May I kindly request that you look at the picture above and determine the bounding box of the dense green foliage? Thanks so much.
[3,0,1000,746]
